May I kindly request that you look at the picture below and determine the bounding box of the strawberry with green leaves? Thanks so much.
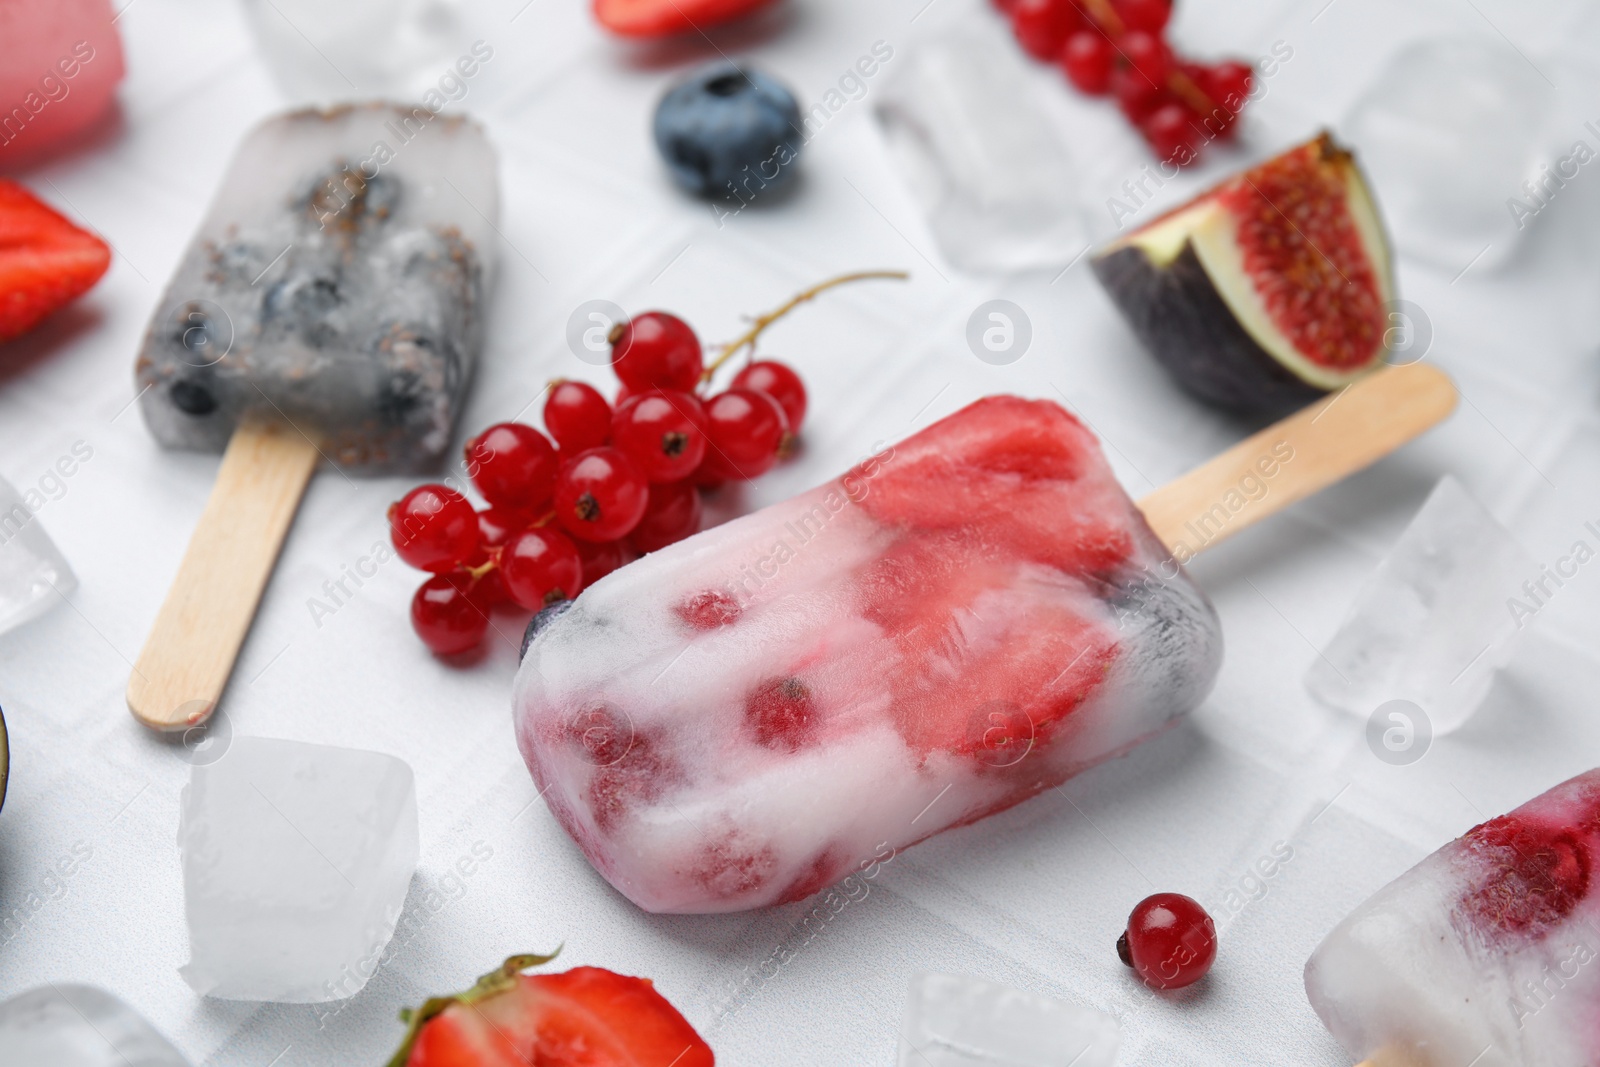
[0,180,110,345]
[388,953,715,1067]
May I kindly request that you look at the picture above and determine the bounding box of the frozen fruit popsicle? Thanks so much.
[1306,769,1600,1067]
[129,104,497,730]
[0,0,125,167]
[515,365,1457,913]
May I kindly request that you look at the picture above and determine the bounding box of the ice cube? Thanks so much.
[1305,476,1534,736]
[874,25,1090,273]
[178,736,419,1002]
[240,0,473,103]
[898,973,1119,1067]
[0,474,76,636]
[0,0,126,167]
[0,984,191,1067]
[1341,38,1557,274]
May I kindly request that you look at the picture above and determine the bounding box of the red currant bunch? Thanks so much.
[996,0,1254,167]
[1117,892,1217,989]
[389,270,904,658]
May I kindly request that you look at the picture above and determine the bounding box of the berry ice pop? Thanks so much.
[129,104,498,731]
[1306,770,1600,1067]
[515,396,1224,913]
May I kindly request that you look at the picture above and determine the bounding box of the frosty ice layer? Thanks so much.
[136,103,497,473]
[514,396,1222,913]
[0,984,191,1067]
[1306,769,1600,1067]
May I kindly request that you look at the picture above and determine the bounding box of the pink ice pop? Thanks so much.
[0,0,125,168]
[514,396,1224,913]
[1306,769,1600,1067]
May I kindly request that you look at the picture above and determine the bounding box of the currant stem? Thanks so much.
[1166,67,1217,116]
[1079,0,1125,37]
[700,270,910,386]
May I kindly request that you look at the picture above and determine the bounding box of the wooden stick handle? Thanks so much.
[127,419,319,731]
[1138,362,1458,559]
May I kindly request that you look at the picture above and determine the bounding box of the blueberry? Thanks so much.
[522,599,574,660]
[653,62,802,200]
[170,378,217,416]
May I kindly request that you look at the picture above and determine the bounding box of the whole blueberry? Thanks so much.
[522,599,574,660]
[653,63,803,200]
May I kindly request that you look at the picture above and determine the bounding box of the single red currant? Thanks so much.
[1202,60,1254,115]
[1061,30,1115,94]
[501,527,584,610]
[411,574,489,655]
[474,508,525,556]
[1118,893,1217,989]
[553,447,650,543]
[1119,31,1172,85]
[1113,0,1172,34]
[1011,0,1083,61]
[1143,103,1201,166]
[544,380,613,454]
[700,388,789,481]
[611,390,708,484]
[576,537,633,586]
[465,423,558,514]
[630,480,703,554]
[610,311,703,393]
[389,485,480,573]
[1111,63,1169,123]
[730,360,808,434]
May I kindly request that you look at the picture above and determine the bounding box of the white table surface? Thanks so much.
[5,0,1600,1063]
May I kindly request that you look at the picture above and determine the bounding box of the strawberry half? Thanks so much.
[0,180,111,345]
[593,0,777,38]
[390,953,715,1067]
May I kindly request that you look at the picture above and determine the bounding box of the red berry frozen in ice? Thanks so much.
[745,677,816,751]
[411,575,489,655]
[1118,892,1217,989]
[675,588,742,630]
[1061,31,1115,94]
[700,387,788,481]
[731,359,808,434]
[611,311,703,393]
[629,480,703,554]
[554,447,650,543]
[611,390,708,484]
[502,527,585,610]
[390,485,480,573]
[544,380,613,454]
[465,423,558,514]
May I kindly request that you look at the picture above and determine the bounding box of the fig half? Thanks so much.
[1093,132,1396,415]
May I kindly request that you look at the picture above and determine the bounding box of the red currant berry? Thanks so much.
[1203,60,1253,115]
[1061,30,1115,94]
[675,588,742,629]
[501,527,584,610]
[553,447,650,543]
[1113,0,1171,34]
[630,480,703,554]
[389,485,480,573]
[701,388,788,481]
[544,381,612,454]
[1120,31,1171,85]
[474,508,525,556]
[411,574,489,655]
[576,537,633,586]
[610,311,703,393]
[1118,893,1217,989]
[1011,0,1083,61]
[1143,103,1201,166]
[730,360,807,433]
[469,566,511,609]
[465,423,558,514]
[745,677,816,750]
[1111,63,1169,122]
[611,390,708,484]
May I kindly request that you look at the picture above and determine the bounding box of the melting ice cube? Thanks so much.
[178,736,419,1002]
[898,973,1119,1067]
[1305,476,1534,736]
[0,984,191,1067]
[0,475,76,636]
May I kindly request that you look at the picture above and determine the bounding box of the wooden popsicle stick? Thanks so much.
[127,418,320,731]
[1137,362,1458,559]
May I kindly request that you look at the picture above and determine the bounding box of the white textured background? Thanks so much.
[4,0,1600,1063]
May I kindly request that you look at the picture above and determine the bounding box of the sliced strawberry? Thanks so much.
[395,954,715,1067]
[0,180,111,344]
[594,0,776,37]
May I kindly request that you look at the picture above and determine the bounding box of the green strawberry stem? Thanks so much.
[384,950,562,1067]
